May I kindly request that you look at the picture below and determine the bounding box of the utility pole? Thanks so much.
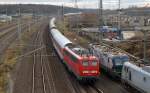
[75,0,78,8]
[143,30,147,63]
[18,8,21,41]
[57,6,60,18]
[99,0,103,43]
[5,8,7,15]
[137,27,149,64]
[28,9,33,32]
[74,0,80,35]
[118,0,121,29]
[5,8,9,24]
[61,5,64,22]
[118,0,121,38]
[141,28,149,64]
[62,4,65,32]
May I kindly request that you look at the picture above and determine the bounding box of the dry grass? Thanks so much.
[0,43,20,93]
[117,36,150,60]
[0,23,6,27]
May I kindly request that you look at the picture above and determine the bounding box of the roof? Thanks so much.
[108,53,128,58]
[51,29,72,48]
[50,17,56,28]
[93,44,128,58]
[81,28,99,33]
[64,12,82,16]
[124,62,150,76]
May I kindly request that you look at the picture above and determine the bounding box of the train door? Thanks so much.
[125,67,132,81]
[103,54,108,68]
[128,71,132,81]
[63,50,72,70]
[70,54,78,74]
[123,66,130,80]
[125,66,128,79]
[97,51,103,65]
[107,57,113,69]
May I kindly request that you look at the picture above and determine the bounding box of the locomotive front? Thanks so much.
[73,48,100,80]
[79,56,100,79]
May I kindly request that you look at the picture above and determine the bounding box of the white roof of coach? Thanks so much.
[50,17,56,28]
[51,29,72,48]
[64,12,82,16]
[124,62,150,76]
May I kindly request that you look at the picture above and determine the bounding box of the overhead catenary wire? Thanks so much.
[11,46,45,61]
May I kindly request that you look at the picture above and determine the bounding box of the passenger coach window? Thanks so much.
[129,71,132,81]
[143,77,146,82]
[126,68,128,73]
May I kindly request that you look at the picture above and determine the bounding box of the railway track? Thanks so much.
[89,85,104,93]
[31,23,63,93]
[0,22,17,32]
[12,20,49,93]
[0,24,27,63]
[32,27,47,93]
[12,21,135,93]
[0,21,35,63]
[44,25,77,93]
[0,21,31,40]
[68,76,104,93]
[67,76,104,93]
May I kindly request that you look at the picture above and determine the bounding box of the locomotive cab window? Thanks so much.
[91,61,98,66]
[71,55,78,63]
[82,61,89,66]
[112,56,129,66]
[64,50,70,56]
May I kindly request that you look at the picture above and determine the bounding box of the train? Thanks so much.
[49,17,100,81]
[90,43,150,93]
[49,17,150,92]
[90,43,129,78]
[122,62,150,93]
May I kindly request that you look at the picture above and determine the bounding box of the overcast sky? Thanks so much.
[0,0,150,9]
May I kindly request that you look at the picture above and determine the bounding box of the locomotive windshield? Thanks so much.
[72,47,92,56]
[112,56,129,66]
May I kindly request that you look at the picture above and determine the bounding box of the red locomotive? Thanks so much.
[49,18,100,81]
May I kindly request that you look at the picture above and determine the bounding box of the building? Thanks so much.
[0,15,12,22]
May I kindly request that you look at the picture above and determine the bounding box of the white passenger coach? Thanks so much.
[50,28,72,59]
[122,62,150,93]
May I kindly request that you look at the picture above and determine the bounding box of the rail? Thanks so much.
[32,30,47,93]
[90,85,104,93]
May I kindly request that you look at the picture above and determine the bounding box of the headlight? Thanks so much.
[91,61,97,66]
[91,70,98,73]
[83,70,98,74]
[82,70,89,73]
[82,62,89,66]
